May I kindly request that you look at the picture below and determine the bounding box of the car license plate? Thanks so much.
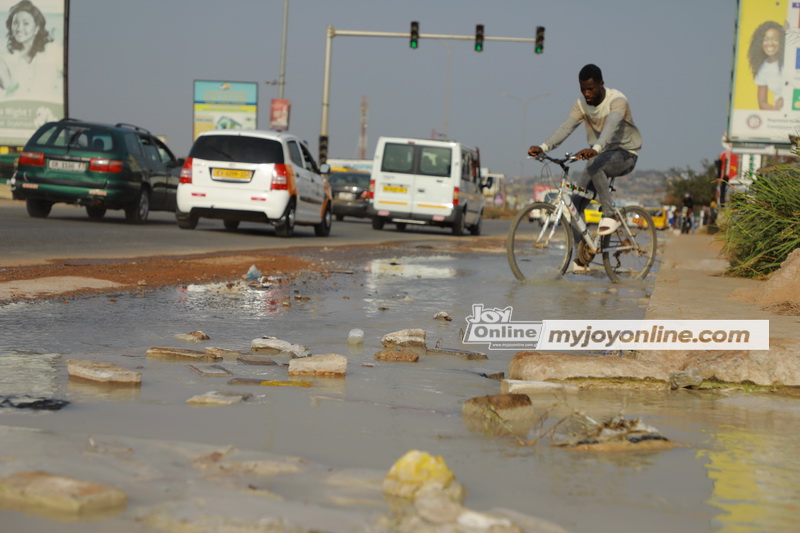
[212,168,253,180]
[49,160,86,172]
[383,185,407,193]
[337,192,355,200]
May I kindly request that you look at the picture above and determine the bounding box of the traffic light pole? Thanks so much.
[319,25,539,164]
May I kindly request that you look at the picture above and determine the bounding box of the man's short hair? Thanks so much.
[579,64,603,83]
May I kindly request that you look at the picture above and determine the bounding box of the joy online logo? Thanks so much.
[463,304,542,350]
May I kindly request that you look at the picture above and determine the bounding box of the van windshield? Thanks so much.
[381,143,452,178]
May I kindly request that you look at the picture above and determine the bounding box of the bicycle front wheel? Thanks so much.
[601,206,657,281]
[506,202,573,281]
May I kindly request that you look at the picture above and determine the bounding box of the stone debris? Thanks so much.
[146,347,222,362]
[66,359,142,385]
[381,328,427,349]
[462,393,537,438]
[669,367,703,389]
[288,353,347,377]
[226,378,312,388]
[501,379,580,394]
[251,337,311,358]
[374,347,421,363]
[426,346,488,360]
[467,368,505,380]
[0,470,127,515]
[433,310,453,321]
[0,395,69,410]
[186,391,252,405]
[236,354,278,366]
[347,328,365,345]
[186,364,232,377]
[174,330,210,343]
[205,346,244,358]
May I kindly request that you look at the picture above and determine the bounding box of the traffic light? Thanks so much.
[410,21,419,49]
[475,24,484,52]
[535,26,545,54]
[318,135,328,165]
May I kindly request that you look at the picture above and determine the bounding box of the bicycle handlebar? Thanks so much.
[527,153,580,172]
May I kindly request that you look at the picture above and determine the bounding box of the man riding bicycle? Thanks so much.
[528,64,642,272]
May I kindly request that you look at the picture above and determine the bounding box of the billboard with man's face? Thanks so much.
[728,0,800,146]
[0,0,67,147]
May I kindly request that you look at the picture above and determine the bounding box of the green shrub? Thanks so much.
[719,164,800,278]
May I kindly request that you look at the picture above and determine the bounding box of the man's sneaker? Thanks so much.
[598,216,621,236]
[569,260,590,274]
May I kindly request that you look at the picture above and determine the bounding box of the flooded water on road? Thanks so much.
[1,242,798,532]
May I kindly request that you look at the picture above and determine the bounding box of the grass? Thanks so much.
[718,163,800,278]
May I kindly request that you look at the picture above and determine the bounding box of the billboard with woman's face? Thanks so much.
[0,0,67,147]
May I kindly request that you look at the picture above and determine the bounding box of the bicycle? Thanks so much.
[506,153,658,282]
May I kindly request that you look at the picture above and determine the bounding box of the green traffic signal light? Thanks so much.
[410,21,419,49]
[475,24,484,52]
[535,26,544,54]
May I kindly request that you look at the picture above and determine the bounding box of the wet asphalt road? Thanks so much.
[0,200,510,266]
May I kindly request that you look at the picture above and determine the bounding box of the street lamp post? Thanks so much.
[502,92,549,179]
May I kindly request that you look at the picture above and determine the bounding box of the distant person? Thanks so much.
[528,63,642,272]
[0,0,63,101]
[748,20,785,110]
[681,193,694,234]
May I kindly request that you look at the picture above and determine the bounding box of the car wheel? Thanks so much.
[371,216,385,230]
[86,205,107,220]
[469,210,483,236]
[26,199,53,218]
[396,222,407,232]
[451,207,466,236]
[314,204,332,237]
[224,219,240,231]
[125,187,150,224]
[336,214,345,221]
[275,200,296,237]
[176,210,198,230]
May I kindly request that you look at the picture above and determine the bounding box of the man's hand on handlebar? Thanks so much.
[527,145,544,158]
[574,148,597,160]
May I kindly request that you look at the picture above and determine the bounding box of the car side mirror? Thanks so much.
[319,163,331,175]
[482,177,494,189]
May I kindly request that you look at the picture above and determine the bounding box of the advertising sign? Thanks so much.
[269,98,290,131]
[0,0,68,147]
[193,80,257,141]
[728,0,800,145]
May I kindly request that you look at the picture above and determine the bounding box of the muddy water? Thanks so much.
[1,245,798,532]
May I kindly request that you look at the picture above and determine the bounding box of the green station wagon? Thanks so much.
[10,119,183,223]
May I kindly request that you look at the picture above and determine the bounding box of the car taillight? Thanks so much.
[89,158,124,173]
[271,164,288,190]
[453,186,460,206]
[19,151,44,166]
[179,157,193,184]
[365,179,375,199]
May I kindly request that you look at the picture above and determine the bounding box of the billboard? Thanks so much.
[192,80,257,140]
[0,0,68,147]
[728,0,800,146]
[269,98,290,131]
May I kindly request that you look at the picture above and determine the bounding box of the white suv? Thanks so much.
[176,130,332,237]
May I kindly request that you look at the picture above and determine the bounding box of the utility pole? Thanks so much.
[359,96,368,160]
[278,0,288,99]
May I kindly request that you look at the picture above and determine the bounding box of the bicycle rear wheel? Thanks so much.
[506,202,573,281]
[601,206,657,281]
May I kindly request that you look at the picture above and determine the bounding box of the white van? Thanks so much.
[367,137,493,235]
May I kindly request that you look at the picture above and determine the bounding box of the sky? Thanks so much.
[67,0,738,177]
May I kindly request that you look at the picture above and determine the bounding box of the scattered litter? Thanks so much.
[0,395,70,410]
[347,328,365,346]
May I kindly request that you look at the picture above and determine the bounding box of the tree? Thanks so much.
[664,159,717,206]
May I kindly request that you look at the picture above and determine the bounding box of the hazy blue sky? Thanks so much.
[69,0,737,176]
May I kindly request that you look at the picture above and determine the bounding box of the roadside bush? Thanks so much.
[719,163,800,278]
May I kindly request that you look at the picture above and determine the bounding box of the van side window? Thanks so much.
[381,143,414,173]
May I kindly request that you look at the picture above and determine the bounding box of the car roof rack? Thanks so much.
[115,123,151,135]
